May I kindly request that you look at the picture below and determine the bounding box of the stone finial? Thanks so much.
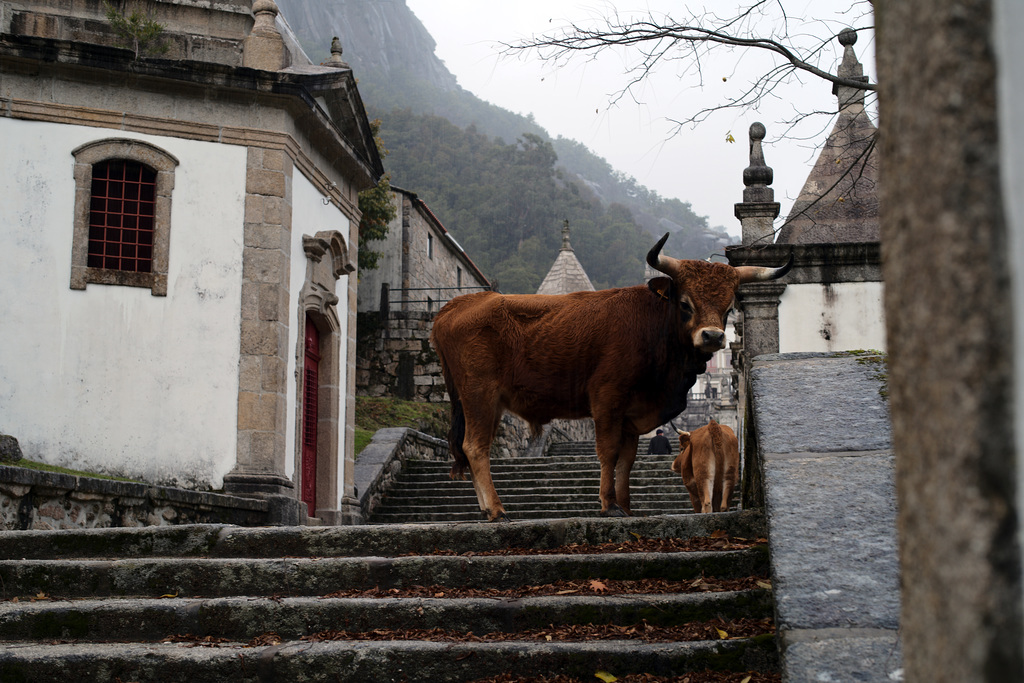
[243,0,287,71]
[833,28,869,112]
[561,219,572,250]
[735,122,781,245]
[327,36,350,68]
[742,122,774,203]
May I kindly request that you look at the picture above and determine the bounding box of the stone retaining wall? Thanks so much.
[493,415,595,459]
[356,311,446,402]
[0,466,269,530]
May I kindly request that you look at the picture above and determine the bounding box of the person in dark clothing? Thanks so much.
[647,429,672,455]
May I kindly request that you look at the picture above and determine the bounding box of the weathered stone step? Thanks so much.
[0,637,777,683]
[368,510,697,523]
[0,590,773,642]
[377,488,693,503]
[0,512,763,560]
[0,549,768,599]
[401,455,679,472]
[369,502,693,518]
[0,512,774,681]
[393,470,681,483]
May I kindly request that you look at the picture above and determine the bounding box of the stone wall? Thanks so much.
[0,466,270,531]
[356,310,446,402]
[492,415,596,459]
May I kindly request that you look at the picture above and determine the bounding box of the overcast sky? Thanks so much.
[404,0,875,236]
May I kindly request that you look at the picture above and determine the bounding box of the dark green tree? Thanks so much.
[358,119,398,273]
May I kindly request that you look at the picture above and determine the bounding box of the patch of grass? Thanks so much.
[354,397,450,457]
[6,458,142,483]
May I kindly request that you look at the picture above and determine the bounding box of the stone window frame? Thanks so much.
[70,139,179,296]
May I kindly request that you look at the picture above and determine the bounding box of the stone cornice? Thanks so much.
[1,96,362,223]
[0,33,383,195]
[727,242,882,285]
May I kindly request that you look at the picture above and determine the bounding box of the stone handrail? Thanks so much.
[354,427,449,522]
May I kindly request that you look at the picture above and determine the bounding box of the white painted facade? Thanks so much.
[778,281,886,353]
[0,117,246,488]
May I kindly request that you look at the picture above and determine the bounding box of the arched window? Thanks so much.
[71,139,178,296]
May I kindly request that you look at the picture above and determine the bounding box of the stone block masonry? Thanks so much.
[356,310,446,402]
[0,466,269,530]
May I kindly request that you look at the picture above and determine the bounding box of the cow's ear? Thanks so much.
[647,277,675,301]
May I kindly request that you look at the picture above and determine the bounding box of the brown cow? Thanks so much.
[430,233,790,521]
[672,419,740,514]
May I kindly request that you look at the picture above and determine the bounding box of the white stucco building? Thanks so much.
[0,0,384,524]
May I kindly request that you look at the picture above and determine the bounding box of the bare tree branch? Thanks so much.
[502,3,875,131]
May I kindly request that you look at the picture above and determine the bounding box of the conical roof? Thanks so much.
[777,29,879,244]
[536,222,596,295]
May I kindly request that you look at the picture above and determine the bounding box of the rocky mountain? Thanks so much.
[277,0,457,93]
[276,0,732,289]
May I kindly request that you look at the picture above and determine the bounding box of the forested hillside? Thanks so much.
[277,0,734,292]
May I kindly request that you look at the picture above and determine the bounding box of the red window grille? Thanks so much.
[87,160,157,273]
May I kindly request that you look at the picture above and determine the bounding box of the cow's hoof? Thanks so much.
[599,504,629,518]
[489,512,513,523]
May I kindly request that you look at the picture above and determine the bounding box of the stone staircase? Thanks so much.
[0,512,777,682]
[369,440,738,524]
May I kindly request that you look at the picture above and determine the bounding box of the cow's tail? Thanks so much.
[708,419,724,496]
[708,419,723,459]
[436,346,470,480]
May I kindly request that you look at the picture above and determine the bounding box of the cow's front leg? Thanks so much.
[613,436,639,514]
[595,425,628,517]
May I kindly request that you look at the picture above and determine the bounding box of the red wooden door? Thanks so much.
[301,317,320,515]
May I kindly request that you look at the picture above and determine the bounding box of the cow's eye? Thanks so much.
[679,301,694,321]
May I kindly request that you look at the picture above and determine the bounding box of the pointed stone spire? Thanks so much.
[735,122,781,246]
[327,36,349,68]
[243,0,286,71]
[537,220,596,294]
[834,28,869,115]
[777,28,879,244]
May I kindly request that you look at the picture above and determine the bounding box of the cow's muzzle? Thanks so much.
[695,327,726,353]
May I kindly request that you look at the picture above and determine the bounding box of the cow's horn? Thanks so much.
[646,232,676,275]
[735,252,794,284]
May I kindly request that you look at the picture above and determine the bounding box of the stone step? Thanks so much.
[371,446,739,523]
[401,454,680,471]
[395,464,684,481]
[0,590,773,642]
[0,549,767,598]
[0,639,778,682]
[380,485,692,501]
[0,512,777,681]
[0,514,761,560]
[368,510,695,524]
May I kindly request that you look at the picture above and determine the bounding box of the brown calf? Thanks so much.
[672,419,739,513]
